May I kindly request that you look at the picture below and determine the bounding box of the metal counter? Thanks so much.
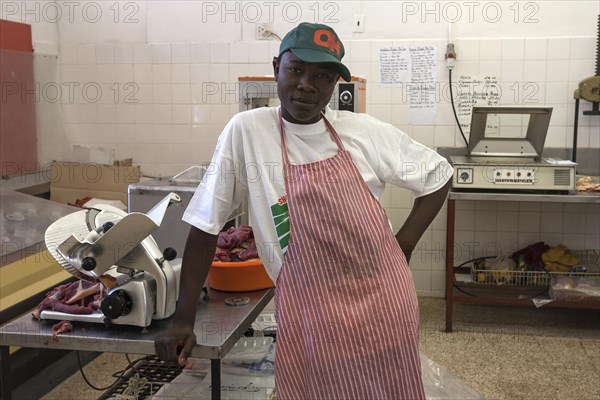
[1,188,78,266]
[449,189,600,203]
[0,172,50,197]
[0,287,274,400]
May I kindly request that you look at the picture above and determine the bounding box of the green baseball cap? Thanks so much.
[278,22,351,82]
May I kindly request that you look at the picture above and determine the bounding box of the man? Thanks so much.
[155,22,452,399]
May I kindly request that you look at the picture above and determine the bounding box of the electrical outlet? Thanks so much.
[256,23,272,40]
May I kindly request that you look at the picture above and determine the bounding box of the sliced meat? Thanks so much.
[65,281,101,304]
[229,225,253,247]
[213,225,259,262]
[32,280,103,319]
[238,239,259,261]
[51,320,73,342]
[217,231,235,250]
[214,246,232,262]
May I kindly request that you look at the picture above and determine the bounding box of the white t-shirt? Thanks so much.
[183,106,453,282]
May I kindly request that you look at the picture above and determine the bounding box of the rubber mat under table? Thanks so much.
[98,356,183,400]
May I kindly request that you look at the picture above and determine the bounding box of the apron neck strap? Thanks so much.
[278,108,346,166]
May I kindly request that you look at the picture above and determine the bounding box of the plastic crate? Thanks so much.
[550,275,600,302]
[470,250,600,286]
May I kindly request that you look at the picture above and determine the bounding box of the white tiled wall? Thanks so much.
[52,35,599,295]
[453,201,600,266]
[56,36,597,176]
[58,39,280,177]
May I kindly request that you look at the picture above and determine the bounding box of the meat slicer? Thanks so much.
[43,193,183,327]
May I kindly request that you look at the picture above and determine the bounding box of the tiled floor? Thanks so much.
[12,297,600,400]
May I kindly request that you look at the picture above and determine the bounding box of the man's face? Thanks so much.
[273,51,339,124]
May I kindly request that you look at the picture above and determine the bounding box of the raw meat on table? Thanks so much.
[51,320,73,342]
[32,280,103,319]
[213,225,259,262]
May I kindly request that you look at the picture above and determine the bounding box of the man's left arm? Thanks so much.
[395,180,451,263]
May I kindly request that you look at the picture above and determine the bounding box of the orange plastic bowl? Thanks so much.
[208,259,274,292]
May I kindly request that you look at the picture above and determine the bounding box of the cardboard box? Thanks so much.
[49,161,140,206]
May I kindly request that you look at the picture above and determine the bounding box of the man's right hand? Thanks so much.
[153,227,217,366]
[154,325,197,367]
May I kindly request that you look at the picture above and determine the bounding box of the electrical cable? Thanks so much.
[76,351,123,391]
[448,68,469,149]
[454,256,497,269]
[76,352,148,392]
[269,31,282,41]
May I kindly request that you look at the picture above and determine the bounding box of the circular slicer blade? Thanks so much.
[44,207,125,281]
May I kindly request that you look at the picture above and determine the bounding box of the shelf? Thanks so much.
[451,284,600,309]
[449,190,600,203]
[445,193,600,332]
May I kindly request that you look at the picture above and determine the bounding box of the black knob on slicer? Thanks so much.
[101,290,132,319]
[81,257,97,271]
[162,247,177,261]
[101,222,114,232]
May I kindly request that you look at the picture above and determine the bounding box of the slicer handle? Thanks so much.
[156,247,177,267]
[83,222,115,244]
[162,247,177,261]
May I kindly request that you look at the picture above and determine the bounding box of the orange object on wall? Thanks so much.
[0,20,34,52]
[0,19,37,177]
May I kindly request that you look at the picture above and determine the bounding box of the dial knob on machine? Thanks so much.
[339,90,353,104]
[101,290,132,320]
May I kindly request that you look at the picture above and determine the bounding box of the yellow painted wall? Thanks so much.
[1,250,70,313]
[1,250,71,354]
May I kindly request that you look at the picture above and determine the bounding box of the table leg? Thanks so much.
[211,358,220,400]
[1,345,12,400]
[445,198,456,332]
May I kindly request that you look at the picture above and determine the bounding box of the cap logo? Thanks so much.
[313,29,341,57]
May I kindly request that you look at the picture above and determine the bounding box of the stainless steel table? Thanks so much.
[0,287,274,400]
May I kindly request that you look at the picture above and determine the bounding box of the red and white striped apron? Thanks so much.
[274,110,425,400]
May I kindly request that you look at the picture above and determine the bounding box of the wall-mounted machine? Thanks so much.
[572,14,600,163]
[238,76,366,113]
[450,107,576,192]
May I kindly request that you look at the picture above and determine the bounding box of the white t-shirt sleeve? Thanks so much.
[182,117,246,235]
[362,115,453,197]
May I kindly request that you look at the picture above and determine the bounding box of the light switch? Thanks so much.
[353,14,365,33]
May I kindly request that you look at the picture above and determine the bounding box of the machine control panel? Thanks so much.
[450,156,575,191]
[492,168,535,184]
